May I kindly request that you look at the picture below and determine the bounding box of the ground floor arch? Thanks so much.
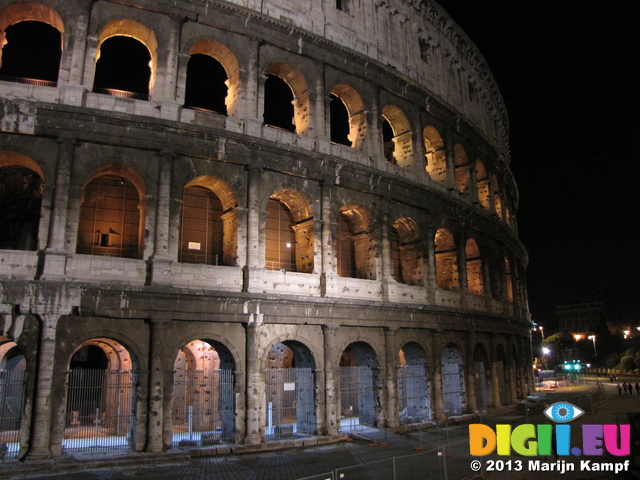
[441,343,465,416]
[0,337,26,459]
[63,338,138,453]
[172,339,236,447]
[265,340,316,440]
[397,342,431,425]
[339,342,379,431]
[496,344,510,405]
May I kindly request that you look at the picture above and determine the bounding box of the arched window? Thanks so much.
[336,205,376,280]
[77,169,144,259]
[453,144,470,193]
[423,126,446,182]
[92,20,158,100]
[381,105,413,168]
[265,190,314,273]
[492,175,503,219]
[475,160,490,210]
[329,84,366,150]
[465,238,484,296]
[184,54,228,114]
[391,217,424,285]
[183,40,240,116]
[505,257,514,302]
[434,228,458,290]
[0,3,64,85]
[263,63,309,135]
[0,162,43,250]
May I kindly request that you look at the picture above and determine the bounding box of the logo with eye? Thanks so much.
[543,402,585,423]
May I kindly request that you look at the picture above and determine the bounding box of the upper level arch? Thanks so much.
[453,144,471,194]
[475,159,490,210]
[390,216,424,286]
[336,204,376,280]
[329,83,367,150]
[381,105,413,168]
[179,175,238,266]
[265,189,314,273]
[465,238,484,296]
[76,164,147,259]
[0,2,64,83]
[434,227,458,291]
[184,39,240,116]
[263,62,309,135]
[0,151,44,251]
[423,125,446,183]
[92,19,158,98]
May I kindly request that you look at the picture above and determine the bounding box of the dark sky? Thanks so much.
[435,1,640,327]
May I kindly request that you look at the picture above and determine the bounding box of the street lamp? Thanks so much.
[588,335,600,392]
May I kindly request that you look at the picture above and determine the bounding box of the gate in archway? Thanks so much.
[172,369,235,446]
[397,365,430,424]
[63,369,137,452]
[339,365,375,430]
[0,369,26,459]
[265,367,315,439]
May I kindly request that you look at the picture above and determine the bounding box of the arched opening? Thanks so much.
[441,343,465,416]
[496,344,509,406]
[184,54,228,114]
[512,345,522,399]
[492,175,503,219]
[473,344,490,410]
[0,2,64,86]
[0,337,26,459]
[263,63,310,135]
[329,93,351,146]
[475,160,490,210]
[179,177,237,266]
[265,341,316,439]
[0,162,43,251]
[329,84,366,150]
[336,205,376,280]
[423,126,446,182]
[76,168,145,259]
[391,217,424,286]
[64,338,137,452]
[92,20,157,100]
[172,340,236,447]
[381,105,413,168]
[397,342,430,425]
[339,342,379,431]
[465,238,484,296]
[266,190,314,273]
[263,74,294,131]
[0,21,60,84]
[453,144,470,193]
[505,257,514,302]
[434,228,458,290]
[93,36,151,99]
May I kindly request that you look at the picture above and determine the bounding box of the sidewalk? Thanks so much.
[1,383,637,480]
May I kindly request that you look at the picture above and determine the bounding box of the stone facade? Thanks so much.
[0,0,533,461]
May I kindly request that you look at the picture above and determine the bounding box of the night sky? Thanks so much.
[436,1,640,329]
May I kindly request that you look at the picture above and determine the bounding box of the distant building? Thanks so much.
[556,294,609,340]
[0,0,532,462]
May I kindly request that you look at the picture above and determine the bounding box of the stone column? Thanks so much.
[244,321,264,444]
[146,319,170,452]
[465,332,477,413]
[384,327,399,429]
[26,315,60,459]
[507,336,518,403]
[322,325,339,436]
[320,178,335,294]
[425,225,437,299]
[154,151,175,261]
[246,166,261,268]
[444,129,456,190]
[489,334,501,408]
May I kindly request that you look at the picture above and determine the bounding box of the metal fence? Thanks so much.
[339,366,375,431]
[172,369,235,447]
[266,368,315,439]
[63,369,137,453]
[441,362,464,416]
[0,369,26,459]
[398,365,431,425]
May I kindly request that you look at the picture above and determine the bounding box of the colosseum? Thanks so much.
[0,0,532,461]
